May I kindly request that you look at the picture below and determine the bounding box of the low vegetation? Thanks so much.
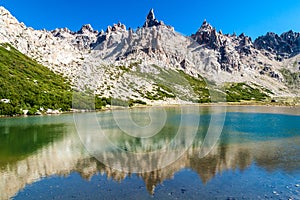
[0,43,72,116]
[280,68,300,89]
[131,64,270,103]
[177,70,211,103]
[95,97,147,109]
[225,83,270,102]
[144,84,176,100]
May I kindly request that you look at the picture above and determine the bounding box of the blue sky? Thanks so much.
[1,0,300,39]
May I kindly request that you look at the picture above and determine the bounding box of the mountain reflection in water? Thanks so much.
[0,106,299,199]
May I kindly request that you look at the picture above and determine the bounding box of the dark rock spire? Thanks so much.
[143,9,162,28]
[147,8,155,21]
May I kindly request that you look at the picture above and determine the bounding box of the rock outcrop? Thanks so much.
[191,20,281,79]
[254,30,300,60]
[77,24,97,34]
[143,9,164,28]
[191,20,223,50]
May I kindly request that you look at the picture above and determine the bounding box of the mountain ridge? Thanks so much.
[1,6,300,110]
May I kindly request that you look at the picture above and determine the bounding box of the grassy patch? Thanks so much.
[144,84,176,100]
[280,68,300,89]
[118,61,141,73]
[177,70,211,103]
[225,83,269,102]
[94,96,147,109]
[0,43,72,116]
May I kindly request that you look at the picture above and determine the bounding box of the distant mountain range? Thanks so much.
[1,6,300,112]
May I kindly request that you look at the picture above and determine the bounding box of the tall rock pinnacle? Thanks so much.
[147,8,155,20]
[143,9,163,28]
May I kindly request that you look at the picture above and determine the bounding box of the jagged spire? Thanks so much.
[143,8,162,28]
[147,8,155,21]
[199,20,213,32]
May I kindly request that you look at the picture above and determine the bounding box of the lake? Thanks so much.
[0,106,300,199]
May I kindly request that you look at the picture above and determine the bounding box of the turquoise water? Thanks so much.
[0,106,299,199]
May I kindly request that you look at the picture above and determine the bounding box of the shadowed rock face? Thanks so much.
[254,31,300,60]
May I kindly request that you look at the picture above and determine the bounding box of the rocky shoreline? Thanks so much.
[1,100,300,119]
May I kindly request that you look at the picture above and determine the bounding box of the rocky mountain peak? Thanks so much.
[143,9,164,28]
[191,20,259,73]
[191,20,221,50]
[105,22,127,34]
[51,27,74,39]
[0,6,20,25]
[0,6,10,16]
[147,8,155,21]
[199,20,214,32]
[266,32,277,37]
[77,24,97,34]
[254,30,300,60]
[238,33,245,38]
[281,30,300,44]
